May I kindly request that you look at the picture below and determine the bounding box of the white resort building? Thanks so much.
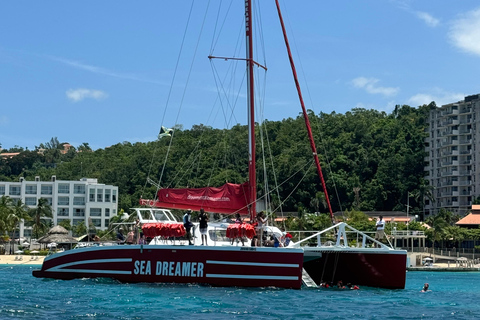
[0,176,118,239]
[425,93,480,216]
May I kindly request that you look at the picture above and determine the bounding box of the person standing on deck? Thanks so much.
[199,208,208,246]
[256,211,267,246]
[183,209,194,245]
[375,215,385,245]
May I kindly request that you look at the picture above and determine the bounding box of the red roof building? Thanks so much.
[456,205,480,228]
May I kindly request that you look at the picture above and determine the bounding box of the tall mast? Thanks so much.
[245,0,256,222]
[274,0,334,223]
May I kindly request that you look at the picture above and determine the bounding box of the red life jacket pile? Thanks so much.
[226,223,256,239]
[142,223,186,238]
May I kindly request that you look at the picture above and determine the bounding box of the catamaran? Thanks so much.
[33,0,406,289]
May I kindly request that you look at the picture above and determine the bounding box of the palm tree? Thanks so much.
[426,209,450,249]
[412,179,435,221]
[0,196,13,252]
[0,196,13,237]
[8,199,31,245]
[29,198,53,240]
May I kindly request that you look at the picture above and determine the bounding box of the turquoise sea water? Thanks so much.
[1,265,479,319]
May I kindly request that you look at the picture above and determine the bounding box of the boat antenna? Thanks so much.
[274,0,335,224]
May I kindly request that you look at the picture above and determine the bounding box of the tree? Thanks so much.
[73,221,87,237]
[8,199,30,242]
[426,209,451,248]
[28,198,53,239]
[0,196,13,237]
[58,219,72,231]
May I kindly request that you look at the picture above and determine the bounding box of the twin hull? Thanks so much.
[304,248,407,289]
[32,245,304,289]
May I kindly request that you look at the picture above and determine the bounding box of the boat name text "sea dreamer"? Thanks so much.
[133,260,204,277]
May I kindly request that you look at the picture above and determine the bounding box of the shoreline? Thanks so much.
[0,255,45,265]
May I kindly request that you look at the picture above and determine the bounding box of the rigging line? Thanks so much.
[150,0,196,193]
[167,142,202,189]
[270,160,315,216]
[280,0,343,216]
[209,159,314,223]
[158,0,212,190]
[253,0,267,66]
[209,60,243,128]
[209,0,235,54]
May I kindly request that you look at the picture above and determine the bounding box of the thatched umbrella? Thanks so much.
[38,225,78,250]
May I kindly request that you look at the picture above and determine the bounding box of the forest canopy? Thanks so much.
[0,105,431,218]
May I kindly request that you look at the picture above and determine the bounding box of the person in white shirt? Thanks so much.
[375,215,385,242]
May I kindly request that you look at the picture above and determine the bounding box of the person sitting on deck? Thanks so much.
[116,228,125,243]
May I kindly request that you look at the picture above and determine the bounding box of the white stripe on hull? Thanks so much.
[205,274,298,280]
[206,260,299,268]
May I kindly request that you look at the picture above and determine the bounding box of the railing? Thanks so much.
[291,222,393,250]
[391,230,425,237]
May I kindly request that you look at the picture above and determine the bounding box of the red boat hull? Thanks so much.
[303,248,407,289]
[32,245,304,289]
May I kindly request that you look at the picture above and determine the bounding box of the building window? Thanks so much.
[105,208,110,217]
[112,190,117,202]
[73,197,85,205]
[74,184,86,194]
[0,185,5,195]
[91,219,101,227]
[9,186,21,196]
[74,208,85,217]
[105,189,111,202]
[58,196,69,206]
[89,189,95,202]
[25,197,37,206]
[58,208,69,216]
[41,185,53,195]
[58,184,70,194]
[25,185,37,194]
[104,219,110,227]
[90,208,102,217]
[97,189,103,202]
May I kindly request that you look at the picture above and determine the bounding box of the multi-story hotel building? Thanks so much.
[425,93,480,216]
[0,176,118,238]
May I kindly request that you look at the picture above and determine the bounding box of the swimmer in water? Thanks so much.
[421,283,430,292]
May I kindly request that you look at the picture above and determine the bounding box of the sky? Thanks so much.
[1,0,480,151]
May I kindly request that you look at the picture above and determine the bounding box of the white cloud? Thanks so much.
[392,1,440,27]
[66,88,108,102]
[49,55,166,85]
[352,77,399,97]
[408,90,464,107]
[448,8,480,56]
[415,11,440,28]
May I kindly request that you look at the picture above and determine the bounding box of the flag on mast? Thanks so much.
[158,126,173,138]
